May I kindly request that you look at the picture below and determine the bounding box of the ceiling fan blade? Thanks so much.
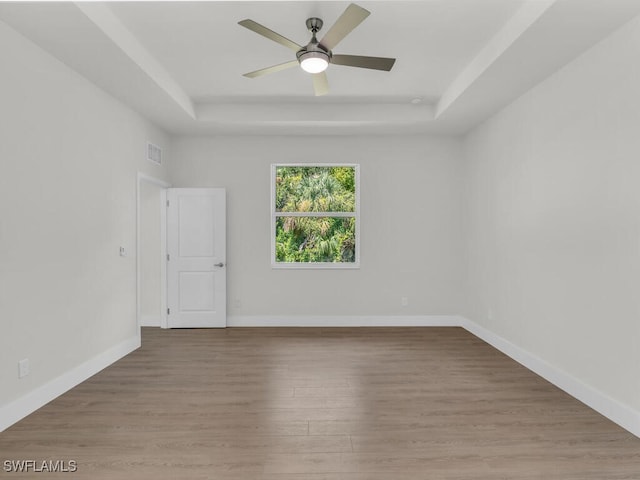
[312,72,329,96]
[319,3,370,51]
[238,19,302,52]
[243,60,299,79]
[331,54,396,71]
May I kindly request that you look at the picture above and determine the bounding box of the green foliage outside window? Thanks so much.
[275,166,357,263]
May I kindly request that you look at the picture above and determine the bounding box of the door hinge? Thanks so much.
[167,253,170,261]
[167,308,170,315]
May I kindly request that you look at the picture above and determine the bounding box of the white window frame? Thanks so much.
[271,163,360,269]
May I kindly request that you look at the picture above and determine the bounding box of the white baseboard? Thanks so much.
[140,314,161,327]
[0,335,140,432]
[461,317,640,438]
[227,315,463,327]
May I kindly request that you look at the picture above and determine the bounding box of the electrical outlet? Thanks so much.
[18,358,29,379]
[401,296,409,307]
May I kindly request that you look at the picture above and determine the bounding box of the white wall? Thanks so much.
[0,20,169,414]
[463,16,640,412]
[169,135,464,320]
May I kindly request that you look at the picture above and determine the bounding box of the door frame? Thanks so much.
[136,173,171,331]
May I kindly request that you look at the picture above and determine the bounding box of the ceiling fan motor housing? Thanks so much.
[296,43,331,64]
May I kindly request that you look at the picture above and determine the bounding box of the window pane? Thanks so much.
[275,217,356,263]
[275,166,355,213]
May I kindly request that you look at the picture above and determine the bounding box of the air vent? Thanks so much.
[147,142,162,165]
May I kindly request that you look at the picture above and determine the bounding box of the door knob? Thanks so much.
[214,262,225,267]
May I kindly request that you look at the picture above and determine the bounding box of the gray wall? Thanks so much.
[463,16,640,411]
[169,135,465,319]
[0,20,169,409]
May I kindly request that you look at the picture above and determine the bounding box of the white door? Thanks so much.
[167,188,226,328]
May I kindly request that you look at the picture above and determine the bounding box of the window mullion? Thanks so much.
[274,211,355,218]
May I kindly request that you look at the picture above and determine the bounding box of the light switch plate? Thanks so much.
[18,358,29,378]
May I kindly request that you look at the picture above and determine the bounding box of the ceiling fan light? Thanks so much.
[299,51,329,73]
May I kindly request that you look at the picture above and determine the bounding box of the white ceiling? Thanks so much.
[110,1,521,100]
[1,0,640,135]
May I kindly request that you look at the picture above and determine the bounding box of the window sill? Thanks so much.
[271,262,360,270]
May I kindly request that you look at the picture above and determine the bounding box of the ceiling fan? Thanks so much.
[238,3,396,96]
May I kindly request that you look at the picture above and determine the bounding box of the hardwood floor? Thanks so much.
[1,327,639,479]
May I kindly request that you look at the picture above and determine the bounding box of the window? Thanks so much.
[271,164,360,268]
